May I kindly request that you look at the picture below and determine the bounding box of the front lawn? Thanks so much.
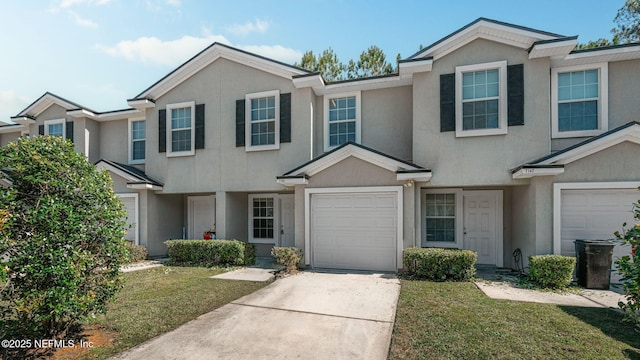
[77,266,266,359]
[390,280,640,359]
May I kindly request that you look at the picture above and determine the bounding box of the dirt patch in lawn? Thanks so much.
[50,325,116,360]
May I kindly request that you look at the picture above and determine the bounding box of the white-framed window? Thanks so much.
[248,194,278,244]
[245,90,280,151]
[455,61,507,137]
[44,118,65,139]
[323,91,361,151]
[551,63,608,138]
[166,101,195,157]
[421,188,463,248]
[129,119,146,164]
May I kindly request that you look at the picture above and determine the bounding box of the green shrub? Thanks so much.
[271,247,303,272]
[528,255,576,288]
[0,136,128,343]
[614,193,640,330]
[165,239,254,266]
[125,243,148,263]
[244,242,256,266]
[403,247,477,281]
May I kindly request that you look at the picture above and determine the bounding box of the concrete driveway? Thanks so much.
[110,271,401,360]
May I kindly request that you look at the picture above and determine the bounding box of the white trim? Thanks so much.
[455,61,508,138]
[0,125,25,134]
[166,101,195,157]
[551,45,640,67]
[44,118,66,139]
[276,177,309,186]
[553,181,640,255]
[117,193,139,245]
[134,44,308,101]
[396,171,432,182]
[528,39,578,59]
[398,59,433,77]
[17,93,79,118]
[245,90,280,152]
[551,62,608,139]
[304,186,404,269]
[68,108,144,122]
[127,183,162,191]
[248,193,280,244]
[292,74,324,89]
[127,99,156,109]
[512,166,565,179]
[539,124,640,165]
[421,188,464,249]
[313,75,410,96]
[128,119,146,164]
[285,143,423,177]
[410,19,557,61]
[323,91,361,151]
[95,161,139,183]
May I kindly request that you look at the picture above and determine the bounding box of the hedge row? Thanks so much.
[164,239,256,266]
[528,254,576,288]
[403,247,477,281]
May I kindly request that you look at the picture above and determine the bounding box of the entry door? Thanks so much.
[188,195,216,239]
[464,191,502,266]
[279,195,295,247]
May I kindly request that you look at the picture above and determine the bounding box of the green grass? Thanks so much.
[389,280,640,360]
[83,266,266,359]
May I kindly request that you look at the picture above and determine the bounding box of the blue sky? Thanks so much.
[0,0,625,122]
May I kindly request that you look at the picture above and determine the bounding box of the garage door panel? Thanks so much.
[561,188,638,283]
[311,191,397,272]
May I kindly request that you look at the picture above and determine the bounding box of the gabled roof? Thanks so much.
[95,159,163,190]
[409,18,565,61]
[129,43,311,105]
[14,92,95,118]
[277,142,431,185]
[512,122,640,178]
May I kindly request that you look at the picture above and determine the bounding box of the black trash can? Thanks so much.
[574,239,615,289]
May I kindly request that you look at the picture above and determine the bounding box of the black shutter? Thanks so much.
[65,121,74,143]
[507,64,524,126]
[440,73,456,132]
[280,93,291,143]
[158,109,166,153]
[236,99,245,147]
[38,125,44,135]
[195,104,205,149]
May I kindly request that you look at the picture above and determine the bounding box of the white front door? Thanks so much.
[279,194,295,247]
[188,195,216,239]
[464,191,502,266]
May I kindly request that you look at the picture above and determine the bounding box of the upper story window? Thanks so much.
[455,61,507,137]
[246,90,280,151]
[551,63,608,138]
[129,119,145,164]
[324,91,361,151]
[44,119,65,139]
[166,101,195,157]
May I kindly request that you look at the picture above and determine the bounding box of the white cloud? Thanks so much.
[68,10,98,28]
[59,0,112,8]
[0,91,31,123]
[95,33,230,66]
[227,19,270,36]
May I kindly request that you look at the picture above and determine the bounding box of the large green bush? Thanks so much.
[124,242,148,264]
[165,239,255,266]
[614,193,640,330]
[271,246,303,272]
[0,136,128,342]
[528,255,576,288]
[403,247,477,281]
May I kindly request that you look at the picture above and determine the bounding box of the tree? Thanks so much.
[613,0,640,43]
[614,191,640,330]
[0,136,128,345]
[296,45,396,81]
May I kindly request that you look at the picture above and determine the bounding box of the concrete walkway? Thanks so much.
[110,271,401,360]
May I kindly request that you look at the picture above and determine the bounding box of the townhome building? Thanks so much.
[2,18,639,273]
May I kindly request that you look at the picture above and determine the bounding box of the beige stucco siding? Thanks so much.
[145,58,312,194]
[99,119,128,164]
[0,131,20,147]
[413,39,551,186]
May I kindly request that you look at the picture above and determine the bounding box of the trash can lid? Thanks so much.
[574,239,615,244]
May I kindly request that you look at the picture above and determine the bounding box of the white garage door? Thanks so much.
[311,191,398,272]
[560,189,637,283]
[119,195,138,244]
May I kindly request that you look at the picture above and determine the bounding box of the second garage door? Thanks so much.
[311,191,398,272]
[560,188,637,283]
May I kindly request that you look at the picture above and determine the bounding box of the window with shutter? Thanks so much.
[245,90,281,151]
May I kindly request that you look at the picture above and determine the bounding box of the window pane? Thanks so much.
[132,120,145,140]
[327,95,357,147]
[425,193,456,242]
[252,197,274,239]
[558,100,598,132]
[171,129,191,152]
[250,96,276,122]
[132,140,145,160]
[171,107,191,130]
[48,123,63,137]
